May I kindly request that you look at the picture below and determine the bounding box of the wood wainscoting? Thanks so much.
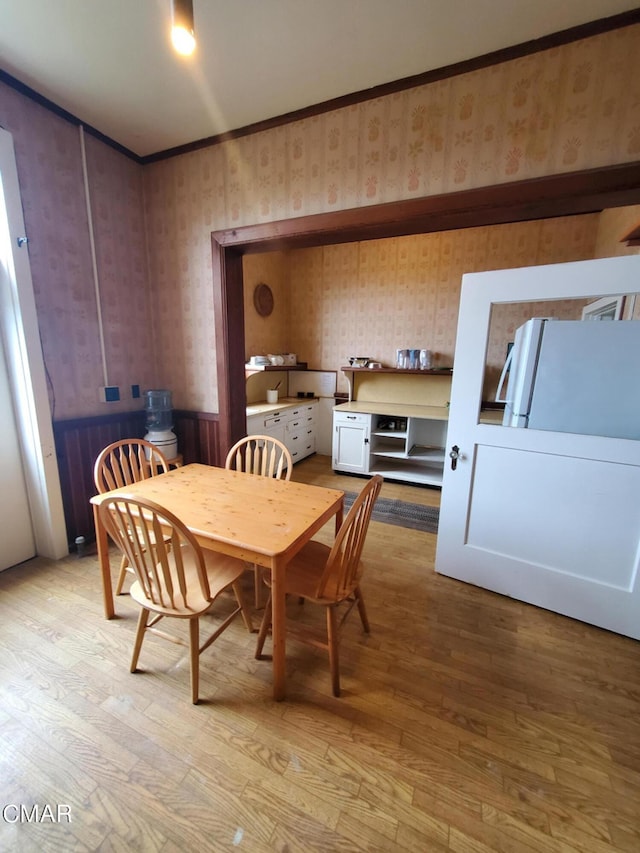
[52,408,220,548]
[172,409,221,468]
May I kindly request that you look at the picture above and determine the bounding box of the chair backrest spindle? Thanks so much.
[225,435,292,481]
[94,439,170,495]
[316,475,383,600]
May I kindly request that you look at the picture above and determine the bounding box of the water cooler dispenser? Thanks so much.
[143,389,178,461]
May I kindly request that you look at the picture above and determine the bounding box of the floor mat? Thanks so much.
[343,491,439,533]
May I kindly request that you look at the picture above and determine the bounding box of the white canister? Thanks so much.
[144,429,178,461]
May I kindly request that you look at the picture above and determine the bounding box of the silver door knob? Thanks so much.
[449,445,460,471]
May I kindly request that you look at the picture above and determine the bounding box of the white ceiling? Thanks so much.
[0,0,638,158]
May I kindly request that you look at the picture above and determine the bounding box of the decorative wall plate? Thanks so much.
[253,282,274,317]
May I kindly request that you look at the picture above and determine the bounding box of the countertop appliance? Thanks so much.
[495,317,640,439]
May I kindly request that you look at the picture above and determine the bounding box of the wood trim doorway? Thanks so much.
[211,161,640,459]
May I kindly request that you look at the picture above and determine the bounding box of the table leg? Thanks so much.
[93,504,114,619]
[270,556,286,701]
[335,499,343,535]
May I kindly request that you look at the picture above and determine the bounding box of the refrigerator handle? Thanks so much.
[495,348,513,403]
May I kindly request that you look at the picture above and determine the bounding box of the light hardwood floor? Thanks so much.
[1,454,639,852]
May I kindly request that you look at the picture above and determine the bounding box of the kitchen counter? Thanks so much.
[334,400,449,420]
[334,399,504,425]
[246,397,317,418]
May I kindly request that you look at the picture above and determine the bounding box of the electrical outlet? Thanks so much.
[131,384,141,399]
[99,386,120,403]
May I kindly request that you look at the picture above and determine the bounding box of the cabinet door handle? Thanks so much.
[346,415,357,420]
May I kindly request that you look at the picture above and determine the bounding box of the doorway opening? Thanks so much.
[212,162,640,457]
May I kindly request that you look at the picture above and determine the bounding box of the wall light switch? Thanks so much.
[99,386,120,403]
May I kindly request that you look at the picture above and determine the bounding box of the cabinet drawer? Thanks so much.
[264,414,285,430]
[334,411,370,426]
[288,431,316,461]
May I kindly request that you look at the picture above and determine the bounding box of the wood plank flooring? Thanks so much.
[1,454,639,852]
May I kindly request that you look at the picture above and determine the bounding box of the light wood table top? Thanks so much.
[91,463,344,700]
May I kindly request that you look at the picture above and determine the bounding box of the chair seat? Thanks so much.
[130,545,246,617]
[263,540,350,604]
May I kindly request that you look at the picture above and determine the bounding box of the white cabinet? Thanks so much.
[246,401,317,466]
[285,403,316,463]
[332,405,448,486]
[332,411,371,474]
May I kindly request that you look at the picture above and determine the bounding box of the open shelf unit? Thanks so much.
[368,412,448,485]
[341,366,452,375]
[245,362,308,378]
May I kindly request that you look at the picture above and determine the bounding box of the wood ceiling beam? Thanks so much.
[213,161,640,254]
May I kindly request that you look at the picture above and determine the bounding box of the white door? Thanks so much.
[0,127,68,561]
[0,293,35,569]
[435,255,640,641]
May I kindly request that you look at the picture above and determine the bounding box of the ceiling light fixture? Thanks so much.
[171,0,196,56]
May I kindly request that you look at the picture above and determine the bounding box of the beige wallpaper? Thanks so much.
[1,24,640,420]
[243,252,290,361]
[241,215,599,398]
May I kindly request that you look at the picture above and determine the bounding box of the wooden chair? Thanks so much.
[255,474,383,696]
[224,434,292,481]
[225,435,293,607]
[94,438,171,595]
[99,495,252,704]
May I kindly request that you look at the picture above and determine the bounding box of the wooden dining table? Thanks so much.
[90,463,344,700]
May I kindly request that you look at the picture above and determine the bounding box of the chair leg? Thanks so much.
[130,607,149,672]
[189,617,200,704]
[115,557,130,595]
[232,581,254,633]
[255,593,273,659]
[326,606,340,697]
[355,586,370,633]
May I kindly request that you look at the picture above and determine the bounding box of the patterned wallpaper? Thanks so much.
[241,215,599,398]
[243,252,290,362]
[1,24,640,419]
